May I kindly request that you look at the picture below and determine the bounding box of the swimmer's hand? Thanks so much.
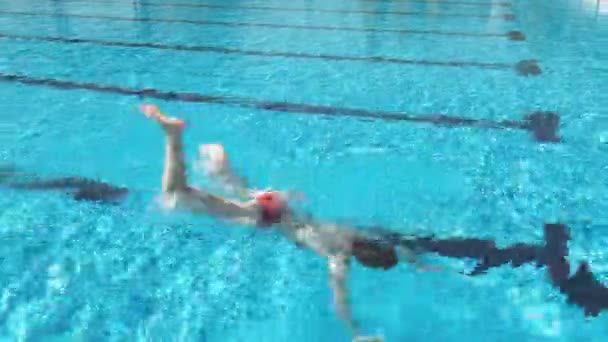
[353,335,384,342]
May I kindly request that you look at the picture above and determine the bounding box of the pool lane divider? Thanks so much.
[0,33,540,76]
[0,11,525,41]
[50,0,516,20]
[0,72,560,142]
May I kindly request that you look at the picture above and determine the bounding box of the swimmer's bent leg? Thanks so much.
[140,104,188,193]
[162,130,188,193]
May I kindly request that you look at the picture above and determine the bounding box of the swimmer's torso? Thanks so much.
[167,190,357,256]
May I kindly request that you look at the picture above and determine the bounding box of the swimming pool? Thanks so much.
[0,0,607,340]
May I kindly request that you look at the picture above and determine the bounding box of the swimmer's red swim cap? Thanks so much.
[255,191,287,226]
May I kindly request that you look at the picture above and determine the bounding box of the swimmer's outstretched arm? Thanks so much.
[328,254,385,342]
[186,191,261,225]
[328,254,358,335]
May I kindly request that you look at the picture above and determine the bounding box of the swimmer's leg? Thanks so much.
[141,104,188,193]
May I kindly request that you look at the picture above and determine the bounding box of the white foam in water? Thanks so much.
[0,57,8,71]
[206,244,232,298]
[0,288,10,317]
[344,147,387,155]
[599,131,608,144]
[599,0,608,14]
[47,264,69,295]
[508,285,563,338]
[205,238,249,307]
[0,123,17,145]
[524,306,562,338]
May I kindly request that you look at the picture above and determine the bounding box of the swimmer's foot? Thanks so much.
[140,104,185,134]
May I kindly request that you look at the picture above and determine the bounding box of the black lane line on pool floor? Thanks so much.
[407,223,608,318]
[0,33,539,76]
[0,10,526,41]
[50,0,515,20]
[0,72,560,142]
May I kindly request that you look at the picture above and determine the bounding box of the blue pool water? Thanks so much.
[0,0,607,340]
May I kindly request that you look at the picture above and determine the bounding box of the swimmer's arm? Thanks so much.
[212,168,252,199]
[206,163,306,204]
[220,199,260,226]
[203,158,304,202]
[328,254,359,337]
[185,189,260,225]
[217,173,304,203]
[197,145,253,199]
